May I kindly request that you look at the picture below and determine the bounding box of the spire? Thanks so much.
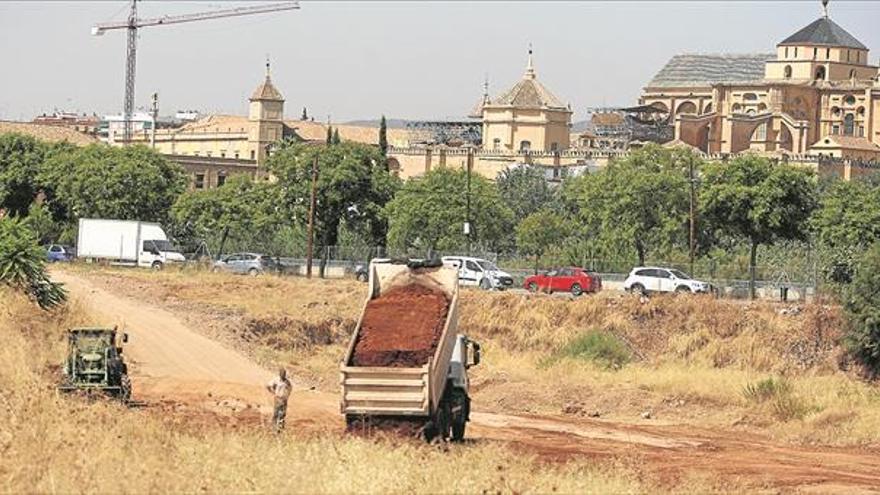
[265,54,271,78]
[822,0,829,18]
[525,43,536,79]
[482,73,490,104]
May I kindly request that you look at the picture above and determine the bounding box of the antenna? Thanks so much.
[822,0,829,18]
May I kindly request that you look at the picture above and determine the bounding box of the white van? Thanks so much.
[441,256,513,290]
[76,218,185,269]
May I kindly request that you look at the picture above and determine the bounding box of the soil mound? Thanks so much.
[351,284,450,367]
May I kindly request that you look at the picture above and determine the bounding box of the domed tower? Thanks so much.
[480,47,572,152]
[766,1,874,83]
[248,61,285,164]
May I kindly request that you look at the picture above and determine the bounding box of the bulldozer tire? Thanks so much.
[120,375,132,403]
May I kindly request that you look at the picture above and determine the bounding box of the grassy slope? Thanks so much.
[0,289,649,493]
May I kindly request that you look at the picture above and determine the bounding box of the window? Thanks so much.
[784,65,792,79]
[794,47,798,57]
[559,268,573,277]
[844,95,856,106]
[465,260,481,272]
[813,47,817,59]
[832,124,840,135]
[635,269,655,277]
[194,173,205,189]
[849,69,857,80]
[785,47,789,58]
[847,50,851,62]
[550,142,559,152]
[859,126,865,138]
[815,66,826,81]
[217,174,226,187]
[206,151,212,157]
[752,123,767,141]
[234,151,240,159]
[656,270,672,279]
[220,150,226,158]
[519,140,531,152]
[250,150,255,160]
[493,138,500,150]
[844,114,855,136]
[193,151,200,156]
[826,48,831,59]
[743,93,757,101]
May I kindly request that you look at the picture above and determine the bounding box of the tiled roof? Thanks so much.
[0,121,98,146]
[591,112,625,126]
[812,135,880,152]
[173,115,249,134]
[780,17,867,50]
[493,77,567,109]
[646,54,773,88]
[250,76,284,102]
[283,120,412,146]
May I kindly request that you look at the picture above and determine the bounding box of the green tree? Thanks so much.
[0,216,65,309]
[385,168,514,253]
[171,175,293,255]
[41,144,187,224]
[332,128,341,145]
[844,243,880,376]
[496,165,556,223]
[700,155,817,298]
[267,141,399,274]
[301,107,308,120]
[563,144,694,265]
[326,126,333,145]
[516,208,571,273]
[0,133,51,216]
[378,115,388,156]
[812,180,880,283]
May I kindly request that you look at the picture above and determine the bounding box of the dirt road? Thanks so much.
[56,271,880,492]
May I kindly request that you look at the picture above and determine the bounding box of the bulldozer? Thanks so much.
[59,327,131,402]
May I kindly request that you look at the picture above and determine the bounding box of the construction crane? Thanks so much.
[92,0,299,144]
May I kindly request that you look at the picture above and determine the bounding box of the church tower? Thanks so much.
[248,60,285,165]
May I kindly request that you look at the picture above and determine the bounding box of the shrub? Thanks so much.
[555,330,632,369]
[844,243,880,376]
[743,377,792,403]
[0,217,65,309]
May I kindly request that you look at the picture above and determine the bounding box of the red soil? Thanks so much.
[350,284,450,367]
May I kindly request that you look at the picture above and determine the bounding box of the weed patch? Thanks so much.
[552,330,632,369]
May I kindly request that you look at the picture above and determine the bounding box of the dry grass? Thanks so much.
[56,266,880,447]
[0,288,654,493]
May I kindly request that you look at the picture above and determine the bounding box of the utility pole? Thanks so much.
[305,155,319,278]
[688,157,697,275]
[150,92,158,149]
[464,151,472,255]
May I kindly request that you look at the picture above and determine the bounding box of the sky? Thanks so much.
[1,1,879,123]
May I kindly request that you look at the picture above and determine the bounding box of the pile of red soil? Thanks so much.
[350,284,450,367]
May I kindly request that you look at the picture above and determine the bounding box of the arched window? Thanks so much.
[751,123,767,142]
[844,114,855,136]
[676,101,697,115]
[784,65,792,79]
[519,140,531,152]
[757,103,767,112]
[743,93,758,101]
[732,103,742,113]
[815,66,826,81]
[849,69,857,80]
[703,102,713,114]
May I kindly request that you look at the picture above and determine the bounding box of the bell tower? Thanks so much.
[248,59,285,165]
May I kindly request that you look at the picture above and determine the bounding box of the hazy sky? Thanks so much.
[1,1,879,123]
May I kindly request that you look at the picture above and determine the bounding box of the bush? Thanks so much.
[844,243,880,376]
[0,217,65,309]
[555,330,631,369]
[743,377,791,403]
[743,377,811,421]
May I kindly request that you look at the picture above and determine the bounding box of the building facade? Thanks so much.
[640,12,880,161]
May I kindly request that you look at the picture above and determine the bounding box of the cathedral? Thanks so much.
[640,5,880,161]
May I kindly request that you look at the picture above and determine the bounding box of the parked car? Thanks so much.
[623,267,710,294]
[524,267,602,296]
[212,253,277,276]
[441,256,514,290]
[45,244,75,263]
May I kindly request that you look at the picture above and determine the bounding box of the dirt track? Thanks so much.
[56,271,880,492]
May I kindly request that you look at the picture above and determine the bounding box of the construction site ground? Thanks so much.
[52,269,880,493]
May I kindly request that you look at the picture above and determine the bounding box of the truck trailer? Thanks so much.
[340,259,481,441]
[76,218,185,269]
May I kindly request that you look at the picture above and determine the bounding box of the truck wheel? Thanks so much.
[151,261,164,271]
[449,388,469,442]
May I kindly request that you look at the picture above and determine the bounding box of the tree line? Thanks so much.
[1,133,878,288]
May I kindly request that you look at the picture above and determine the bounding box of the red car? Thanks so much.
[524,267,602,296]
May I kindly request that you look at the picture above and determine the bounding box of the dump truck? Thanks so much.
[76,218,185,269]
[340,259,481,441]
[59,327,132,402]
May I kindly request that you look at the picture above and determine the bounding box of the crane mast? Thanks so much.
[93,0,299,144]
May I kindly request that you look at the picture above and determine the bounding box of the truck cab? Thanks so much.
[139,238,185,269]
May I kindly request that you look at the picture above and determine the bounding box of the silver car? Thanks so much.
[212,252,276,276]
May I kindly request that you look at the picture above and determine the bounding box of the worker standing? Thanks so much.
[266,368,292,432]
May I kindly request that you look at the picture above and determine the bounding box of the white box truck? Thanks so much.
[76,218,185,269]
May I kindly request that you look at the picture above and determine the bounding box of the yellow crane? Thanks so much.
[92,0,299,143]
